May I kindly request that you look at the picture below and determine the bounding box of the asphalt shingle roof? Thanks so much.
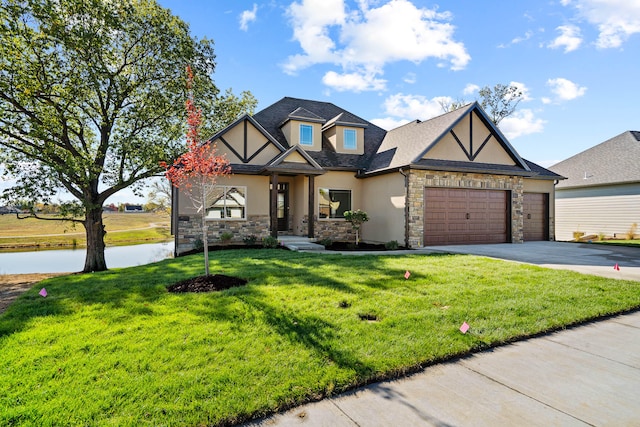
[549,131,640,189]
[252,97,386,170]
[249,96,558,179]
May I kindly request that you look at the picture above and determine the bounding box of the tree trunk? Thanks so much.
[202,215,210,276]
[83,206,107,272]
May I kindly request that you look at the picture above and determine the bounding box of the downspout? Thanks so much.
[552,179,559,241]
[399,168,410,248]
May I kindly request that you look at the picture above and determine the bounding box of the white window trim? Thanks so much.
[206,185,247,221]
[299,124,313,146]
[343,128,357,150]
[318,188,352,220]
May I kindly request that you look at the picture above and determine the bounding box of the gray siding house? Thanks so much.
[550,131,640,240]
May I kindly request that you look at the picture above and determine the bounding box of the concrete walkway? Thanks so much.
[246,242,640,426]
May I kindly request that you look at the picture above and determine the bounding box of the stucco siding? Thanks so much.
[424,113,515,165]
[555,193,640,241]
[361,173,405,244]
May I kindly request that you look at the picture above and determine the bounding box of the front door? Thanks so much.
[277,183,289,232]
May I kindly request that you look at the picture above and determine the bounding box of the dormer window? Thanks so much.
[344,129,356,150]
[300,124,313,146]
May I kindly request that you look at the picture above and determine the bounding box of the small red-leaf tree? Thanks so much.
[161,66,231,275]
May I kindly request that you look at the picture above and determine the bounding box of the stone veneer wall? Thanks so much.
[407,170,524,248]
[175,214,270,255]
[297,215,355,242]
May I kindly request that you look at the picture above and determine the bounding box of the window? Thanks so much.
[299,124,313,146]
[206,186,246,220]
[343,129,357,150]
[318,188,351,219]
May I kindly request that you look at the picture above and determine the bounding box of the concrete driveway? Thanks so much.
[422,241,640,281]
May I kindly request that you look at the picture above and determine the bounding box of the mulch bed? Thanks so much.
[167,274,248,293]
[323,242,407,251]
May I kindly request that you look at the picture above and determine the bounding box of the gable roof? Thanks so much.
[284,107,326,124]
[264,145,325,175]
[252,97,386,170]
[550,131,640,189]
[363,103,557,178]
[207,113,286,153]
[229,97,558,180]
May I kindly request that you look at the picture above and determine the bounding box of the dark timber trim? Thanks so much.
[243,119,248,159]
[472,133,493,161]
[270,173,278,238]
[450,130,472,161]
[308,175,315,238]
[219,135,244,163]
[246,140,273,163]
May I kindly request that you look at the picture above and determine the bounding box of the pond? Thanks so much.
[0,242,174,275]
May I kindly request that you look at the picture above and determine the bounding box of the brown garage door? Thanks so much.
[424,188,509,245]
[523,193,548,241]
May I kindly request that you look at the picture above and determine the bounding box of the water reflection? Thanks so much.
[0,242,174,274]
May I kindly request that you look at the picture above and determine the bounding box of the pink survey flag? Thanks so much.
[459,321,470,334]
[614,263,620,271]
[404,270,411,279]
[39,288,47,297]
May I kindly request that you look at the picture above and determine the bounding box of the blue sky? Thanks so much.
[4,0,639,205]
[158,0,639,168]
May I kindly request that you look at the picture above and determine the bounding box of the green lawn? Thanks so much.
[2,250,639,426]
[0,212,171,250]
[592,239,640,247]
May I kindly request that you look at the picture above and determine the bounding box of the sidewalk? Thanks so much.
[246,310,640,426]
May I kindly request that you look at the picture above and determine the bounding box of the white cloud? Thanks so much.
[548,24,583,52]
[463,83,479,95]
[382,93,453,120]
[239,4,258,31]
[403,72,417,84]
[512,30,533,44]
[322,70,386,92]
[547,77,587,101]
[370,93,455,129]
[562,0,640,48]
[499,109,546,140]
[283,0,470,91]
[370,117,411,130]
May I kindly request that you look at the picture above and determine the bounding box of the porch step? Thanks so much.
[285,242,326,251]
[278,236,325,252]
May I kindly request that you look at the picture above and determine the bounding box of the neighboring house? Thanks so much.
[550,131,640,241]
[0,206,19,215]
[124,204,144,213]
[172,97,563,255]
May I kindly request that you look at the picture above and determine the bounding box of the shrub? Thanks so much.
[193,238,204,251]
[243,235,258,245]
[319,238,333,247]
[219,231,233,244]
[262,236,279,248]
[343,209,369,245]
[626,223,637,240]
[385,240,399,250]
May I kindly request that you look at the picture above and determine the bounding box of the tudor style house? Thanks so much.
[171,97,563,255]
